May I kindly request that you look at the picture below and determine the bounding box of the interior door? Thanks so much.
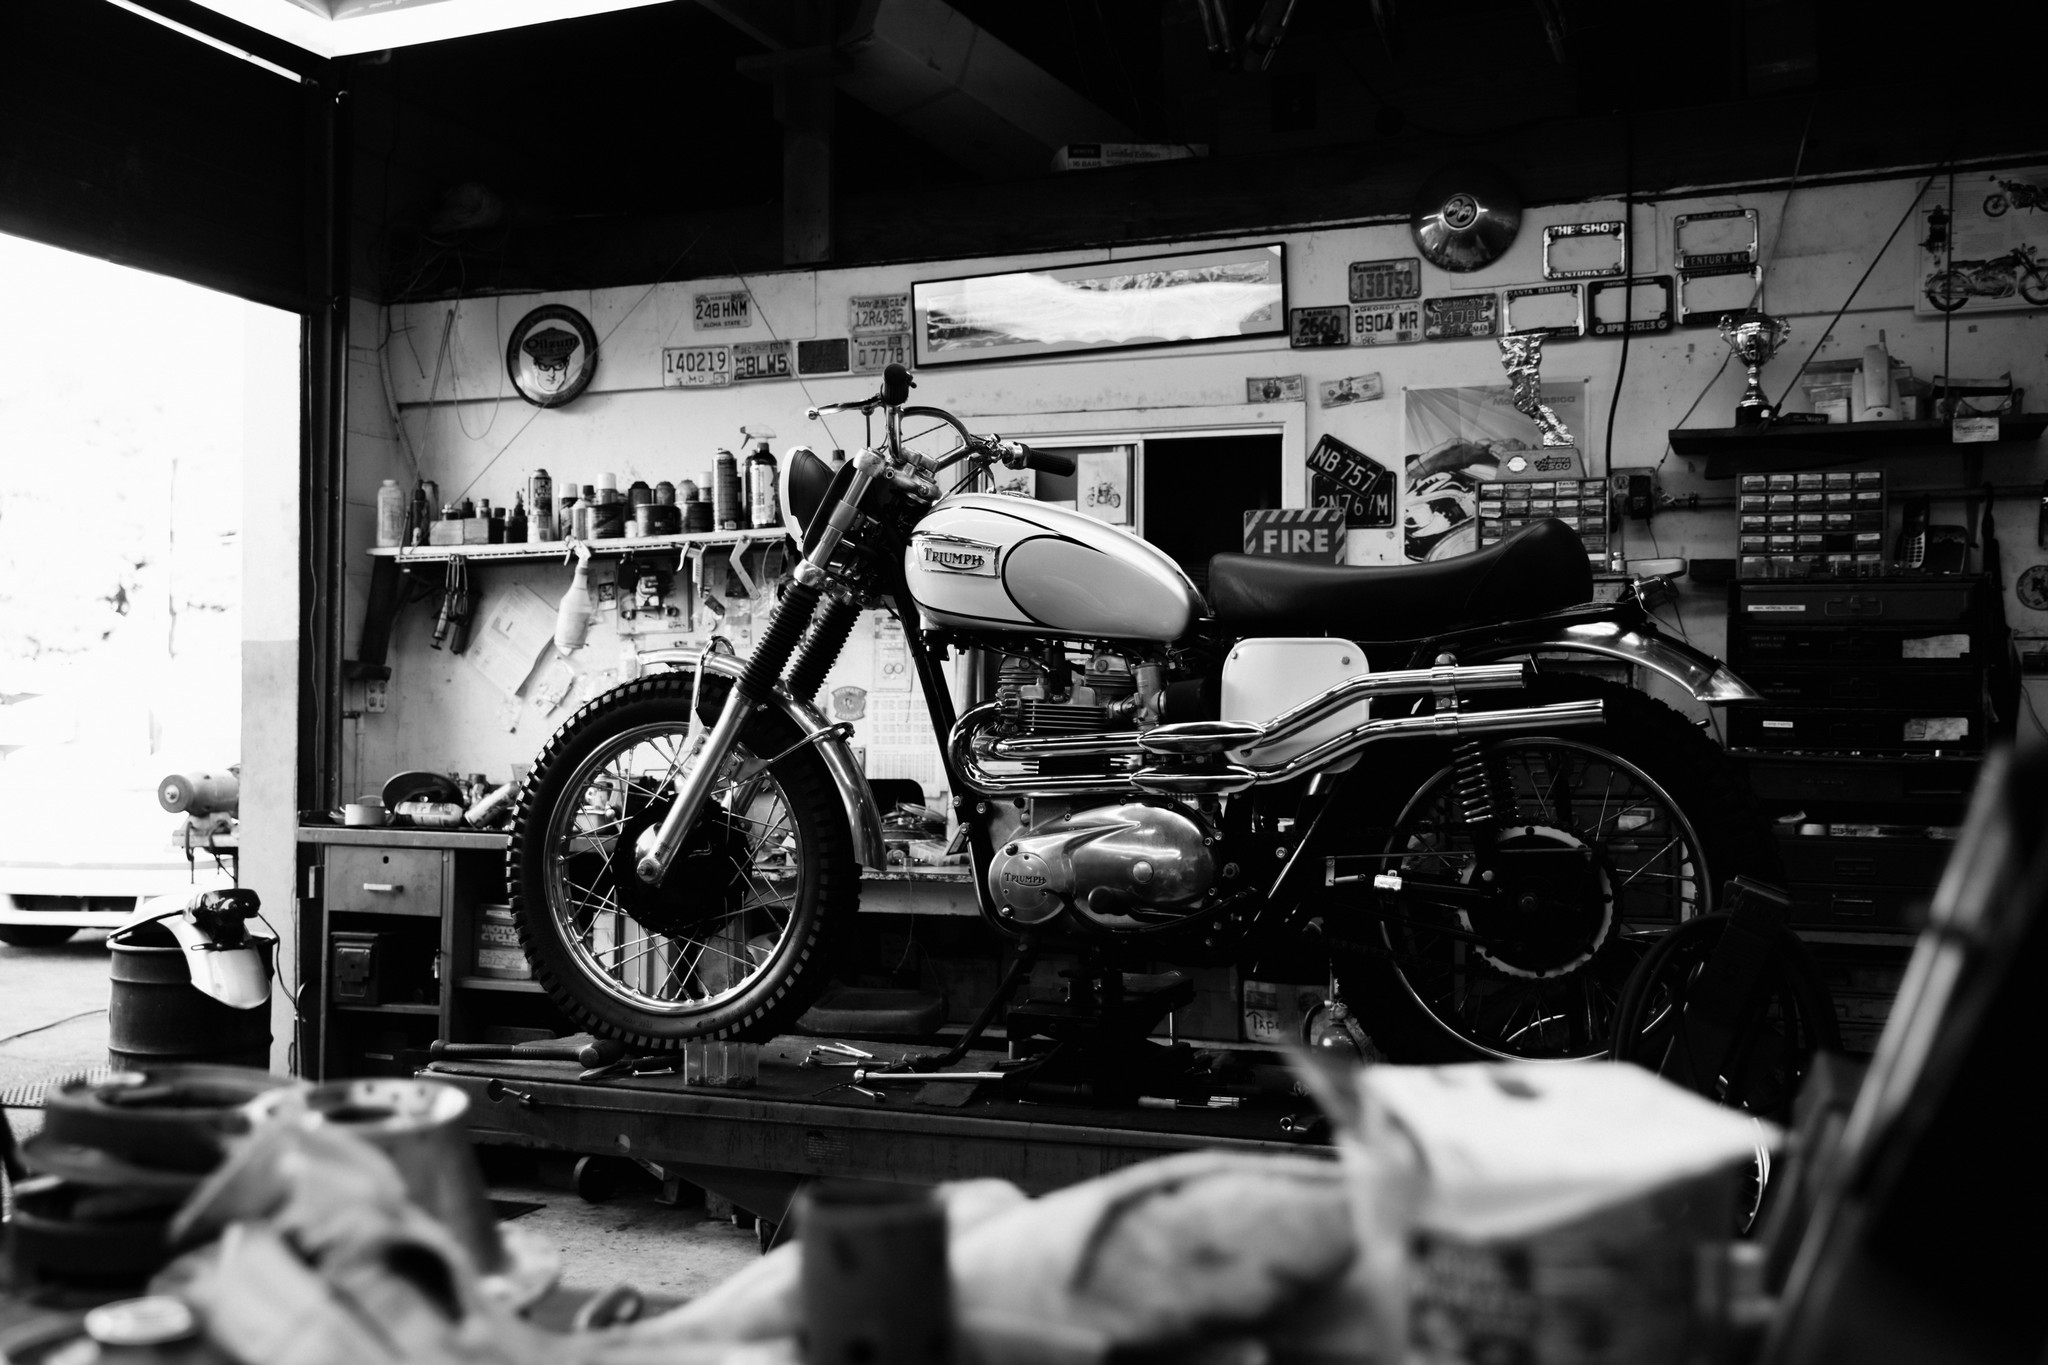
[1139,434,1284,590]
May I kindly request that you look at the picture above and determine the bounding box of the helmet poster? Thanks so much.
[1402,382,1586,562]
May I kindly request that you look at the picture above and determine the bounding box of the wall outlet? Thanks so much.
[1612,467,1659,520]
[365,680,387,713]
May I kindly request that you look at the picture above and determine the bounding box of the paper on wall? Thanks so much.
[465,585,557,694]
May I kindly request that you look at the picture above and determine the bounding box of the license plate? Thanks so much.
[662,345,731,388]
[692,290,751,330]
[732,340,792,382]
[848,293,909,336]
[852,332,910,374]
[1290,305,1350,348]
[1352,303,1422,345]
[1422,293,1499,340]
[1348,256,1421,303]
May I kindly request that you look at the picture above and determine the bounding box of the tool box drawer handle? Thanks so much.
[363,882,403,893]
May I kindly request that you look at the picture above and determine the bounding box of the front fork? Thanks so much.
[630,453,882,886]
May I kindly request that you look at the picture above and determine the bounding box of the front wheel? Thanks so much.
[508,672,857,1046]
[1984,192,2009,217]
[1925,270,1971,312]
[1372,678,1780,1061]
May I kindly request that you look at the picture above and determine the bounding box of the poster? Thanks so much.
[1916,166,2048,317]
[1402,383,1587,562]
[1075,446,1131,524]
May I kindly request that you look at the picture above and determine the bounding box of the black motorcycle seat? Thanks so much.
[1207,518,1594,642]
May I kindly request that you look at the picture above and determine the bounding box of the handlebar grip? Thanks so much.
[1020,444,1075,477]
[881,363,914,407]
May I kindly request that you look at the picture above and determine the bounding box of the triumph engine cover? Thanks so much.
[988,801,1215,931]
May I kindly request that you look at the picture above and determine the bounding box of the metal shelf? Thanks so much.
[335,1002,441,1016]
[365,528,792,564]
[1669,415,2047,478]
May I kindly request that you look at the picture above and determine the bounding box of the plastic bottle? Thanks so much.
[458,495,476,519]
[488,506,506,544]
[747,442,781,528]
[375,479,405,547]
[559,489,579,542]
[555,544,595,654]
[507,494,528,544]
[409,483,430,544]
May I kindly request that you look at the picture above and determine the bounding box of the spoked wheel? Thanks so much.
[509,673,856,1046]
[1377,678,1780,1061]
[1924,269,1971,312]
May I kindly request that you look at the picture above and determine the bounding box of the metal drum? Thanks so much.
[106,919,271,1070]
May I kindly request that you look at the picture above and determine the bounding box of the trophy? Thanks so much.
[1718,312,1792,427]
[1496,334,1575,447]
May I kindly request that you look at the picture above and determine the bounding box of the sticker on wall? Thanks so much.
[1075,447,1132,524]
[1246,375,1306,403]
[693,290,752,330]
[830,684,869,721]
[798,338,850,375]
[1319,373,1385,409]
[1244,507,1347,560]
[732,339,793,382]
[1348,257,1422,303]
[1587,276,1674,334]
[1421,294,1500,340]
[1352,303,1423,346]
[853,332,911,375]
[662,344,731,388]
[506,305,599,407]
[1289,306,1350,348]
[1306,433,1395,528]
[848,293,910,336]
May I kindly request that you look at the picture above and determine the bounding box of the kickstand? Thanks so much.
[890,937,1039,1073]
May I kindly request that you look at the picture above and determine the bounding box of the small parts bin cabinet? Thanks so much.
[297,827,567,1080]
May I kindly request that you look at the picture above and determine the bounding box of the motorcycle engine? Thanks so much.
[987,798,1217,933]
[996,652,1139,734]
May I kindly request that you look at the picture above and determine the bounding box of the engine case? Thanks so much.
[987,799,1216,932]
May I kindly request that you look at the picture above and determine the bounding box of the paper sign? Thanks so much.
[465,585,557,693]
[1243,507,1346,560]
[1952,416,1998,443]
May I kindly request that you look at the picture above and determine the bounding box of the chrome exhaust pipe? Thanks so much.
[1239,698,1606,784]
[949,702,1146,798]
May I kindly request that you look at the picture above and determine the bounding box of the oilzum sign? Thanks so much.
[1243,507,1346,561]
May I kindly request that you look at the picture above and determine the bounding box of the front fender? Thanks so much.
[639,648,889,869]
[1473,620,1762,704]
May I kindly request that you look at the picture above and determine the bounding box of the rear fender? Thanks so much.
[1448,617,1761,704]
[639,648,889,869]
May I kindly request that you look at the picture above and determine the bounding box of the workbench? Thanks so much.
[423,1035,1322,1230]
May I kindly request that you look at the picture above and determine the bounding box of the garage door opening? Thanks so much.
[0,232,294,949]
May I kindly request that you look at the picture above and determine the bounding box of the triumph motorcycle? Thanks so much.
[508,365,1777,1064]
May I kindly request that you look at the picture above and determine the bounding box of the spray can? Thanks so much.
[714,449,748,530]
[747,443,781,528]
[375,479,405,547]
[528,469,553,540]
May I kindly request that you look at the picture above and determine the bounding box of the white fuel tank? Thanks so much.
[905,494,1203,641]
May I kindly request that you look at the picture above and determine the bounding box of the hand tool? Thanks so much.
[431,1035,625,1068]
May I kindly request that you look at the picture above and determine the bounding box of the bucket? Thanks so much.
[107,920,271,1070]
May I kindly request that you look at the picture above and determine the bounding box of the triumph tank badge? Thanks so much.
[1496,334,1576,448]
[912,532,999,577]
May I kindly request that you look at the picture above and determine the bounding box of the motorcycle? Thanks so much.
[1983,176,2048,217]
[1923,244,2048,312]
[507,364,1777,1064]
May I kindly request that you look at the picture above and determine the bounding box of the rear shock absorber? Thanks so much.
[784,591,861,703]
[1451,737,1507,830]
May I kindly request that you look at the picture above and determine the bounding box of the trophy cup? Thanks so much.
[1496,334,1575,447]
[1718,312,1792,427]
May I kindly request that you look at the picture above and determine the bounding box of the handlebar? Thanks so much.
[994,441,1075,477]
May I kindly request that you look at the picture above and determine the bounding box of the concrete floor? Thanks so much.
[0,934,760,1304]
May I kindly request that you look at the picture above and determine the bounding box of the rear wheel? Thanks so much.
[1374,677,1780,1061]
[508,672,857,1046]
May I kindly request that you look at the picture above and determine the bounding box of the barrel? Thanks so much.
[106,920,271,1070]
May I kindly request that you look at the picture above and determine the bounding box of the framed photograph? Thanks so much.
[1075,446,1132,524]
[912,244,1286,366]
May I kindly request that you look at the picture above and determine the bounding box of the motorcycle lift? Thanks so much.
[421,969,1320,1240]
